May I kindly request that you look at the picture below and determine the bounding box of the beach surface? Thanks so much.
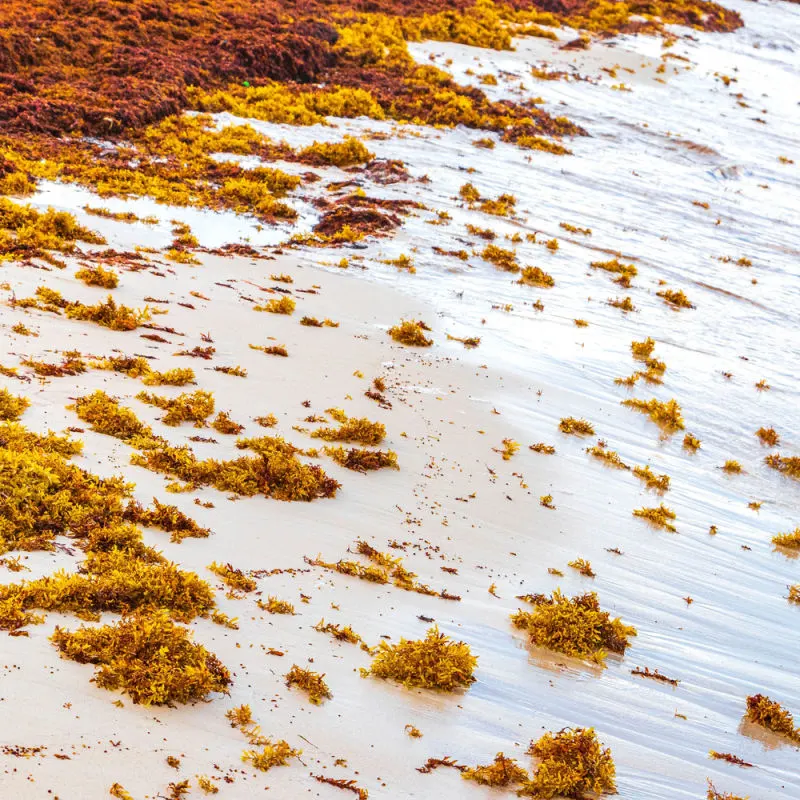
[1,1,799,798]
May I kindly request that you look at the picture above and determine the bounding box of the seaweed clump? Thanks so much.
[772,528,800,550]
[75,264,119,288]
[519,728,616,799]
[462,753,529,787]
[511,590,636,664]
[50,611,230,705]
[325,446,398,472]
[621,397,684,432]
[559,417,595,436]
[136,389,215,427]
[517,266,554,287]
[765,453,800,479]
[285,664,332,705]
[361,626,476,691]
[633,504,677,532]
[388,319,433,347]
[744,694,800,743]
[0,389,29,421]
[311,410,386,446]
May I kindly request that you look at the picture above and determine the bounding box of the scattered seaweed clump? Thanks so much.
[311,412,386,446]
[137,389,215,427]
[631,338,656,360]
[633,504,677,532]
[621,398,684,431]
[142,368,196,387]
[123,498,210,542]
[772,528,800,550]
[765,453,800,479]
[0,389,29,422]
[512,590,635,664]
[559,417,595,436]
[211,411,245,435]
[530,443,555,455]
[519,728,616,799]
[744,694,800,743]
[683,432,701,452]
[73,390,155,441]
[297,136,374,167]
[568,558,595,578]
[755,427,779,446]
[68,295,149,331]
[657,288,694,309]
[586,443,629,470]
[255,296,296,315]
[388,319,433,347]
[285,664,332,705]
[242,739,302,772]
[721,459,743,474]
[517,266,554,287]
[75,265,119,288]
[50,611,230,705]
[482,244,519,272]
[314,619,371,652]
[325,446,398,472]
[259,596,295,615]
[208,562,257,594]
[633,465,670,491]
[591,258,637,287]
[462,753,529,787]
[361,627,476,691]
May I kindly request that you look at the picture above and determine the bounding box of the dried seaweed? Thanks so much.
[388,319,433,347]
[633,504,677,532]
[621,398,684,431]
[462,752,529,787]
[285,664,332,704]
[745,694,800,743]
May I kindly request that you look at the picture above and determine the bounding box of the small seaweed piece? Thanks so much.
[313,775,369,799]
[683,433,701,452]
[633,465,670,491]
[631,666,679,686]
[213,365,248,376]
[586,444,629,470]
[325,446,398,472]
[519,727,616,798]
[123,498,210,542]
[495,438,520,460]
[314,619,370,651]
[75,265,119,288]
[388,319,433,347]
[481,244,519,272]
[657,288,694,309]
[137,389,215,427]
[242,740,301,771]
[721,459,743,474]
[530,443,555,454]
[258,597,295,615]
[208,562,256,593]
[559,417,594,436]
[462,752,529,787]
[361,627,476,691]
[621,398,684,431]
[285,664,332,704]
[254,296,296,314]
[633,504,677,532]
[517,266,554,287]
[311,413,386,446]
[708,751,752,768]
[755,427,779,446]
[142,368,196,387]
[568,559,595,578]
[211,411,244,435]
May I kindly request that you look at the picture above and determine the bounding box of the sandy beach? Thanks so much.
[1,1,799,798]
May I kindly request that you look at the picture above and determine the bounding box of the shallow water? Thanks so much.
[11,2,800,798]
